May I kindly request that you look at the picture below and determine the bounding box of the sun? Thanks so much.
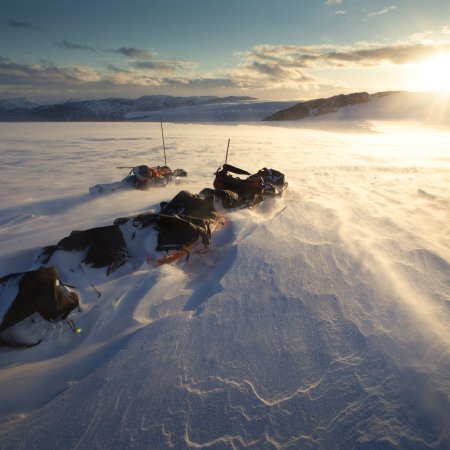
[416,53,450,92]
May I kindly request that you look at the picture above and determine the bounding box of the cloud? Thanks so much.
[105,64,125,73]
[3,33,450,100]
[113,48,157,59]
[241,61,316,84]
[240,41,450,70]
[6,18,42,31]
[0,58,101,86]
[326,0,343,5]
[333,10,346,15]
[56,41,96,52]
[368,5,397,17]
[162,76,239,89]
[132,60,198,73]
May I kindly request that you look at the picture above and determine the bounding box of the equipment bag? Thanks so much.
[156,214,212,252]
[250,167,287,196]
[0,266,79,346]
[41,225,128,276]
[213,164,264,206]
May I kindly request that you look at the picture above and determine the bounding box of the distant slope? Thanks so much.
[126,100,298,122]
[3,91,449,124]
[0,95,260,122]
[0,97,39,113]
[263,91,450,126]
[264,92,372,121]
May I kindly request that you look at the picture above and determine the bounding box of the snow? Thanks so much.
[0,118,449,449]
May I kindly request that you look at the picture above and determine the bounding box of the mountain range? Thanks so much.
[0,91,449,124]
[0,95,258,122]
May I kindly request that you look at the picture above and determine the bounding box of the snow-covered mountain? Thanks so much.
[125,99,298,122]
[0,97,40,113]
[264,91,373,120]
[264,90,450,126]
[1,91,450,125]
[0,95,269,122]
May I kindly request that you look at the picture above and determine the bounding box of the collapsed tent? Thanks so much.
[89,165,188,194]
[0,266,79,347]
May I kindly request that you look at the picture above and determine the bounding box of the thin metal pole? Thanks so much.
[160,117,167,166]
[225,138,230,164]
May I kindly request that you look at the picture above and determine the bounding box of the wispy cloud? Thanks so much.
[6,18,42,31]
[333,10,346,15]
[368,5,397,17]
[113,48,157,59]
[132,59,197,73]
[55,41,96,52]
[239,40,450,70]
[326,0,343,5]
[162,76,239,89]
[0,58,101,86]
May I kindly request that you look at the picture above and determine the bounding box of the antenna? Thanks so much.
[160,117,167,166]
[225,138,230,164]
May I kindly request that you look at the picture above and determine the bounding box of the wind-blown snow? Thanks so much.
[0,120,449,449]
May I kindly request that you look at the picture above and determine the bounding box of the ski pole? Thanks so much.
[225,138,230,164]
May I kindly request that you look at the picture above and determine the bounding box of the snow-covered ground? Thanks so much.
[0,119,449,449]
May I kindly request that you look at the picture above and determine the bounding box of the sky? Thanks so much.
[2,0,450,101]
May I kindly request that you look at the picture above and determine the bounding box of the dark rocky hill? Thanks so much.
[263,92,372,121]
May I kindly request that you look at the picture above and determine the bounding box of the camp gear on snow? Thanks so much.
[156,214,212,252]
[172,168,188,177]
[115,190,224,264]
[198,188,243,209]
[213,164,287,205]
[41,225,128,276]
[160,190,216,219]
[130,165,170,189]
[250,168,288,196]
[213,164,264,206]
[89,165,187,194]
[0,266,79,347]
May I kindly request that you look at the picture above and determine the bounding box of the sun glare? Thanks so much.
[416,54,450,92]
